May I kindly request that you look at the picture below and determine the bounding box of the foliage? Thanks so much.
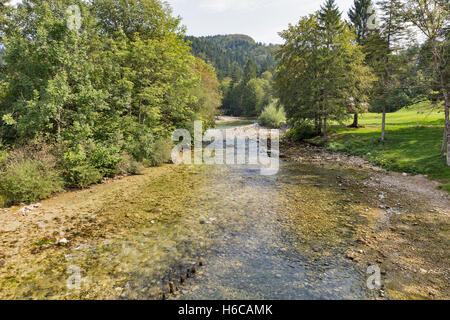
[0,0,221,204]
[258,101,286,129]
[117,153,144,175]
[286,121,318,141]
[0,142,64,206]
[186,34,277,80]
[221,58,274,116]
[348,0,374,43]
[275,0,375,139]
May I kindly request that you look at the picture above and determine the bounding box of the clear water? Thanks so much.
[1,126,379,300]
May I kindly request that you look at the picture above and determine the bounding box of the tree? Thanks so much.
[0,0,10,37]
[275,4,375,140]
[377,0,406,141]
[399,0,449,165]
[230,61,243,82]
[348,0,375,127]
[186,35,276,81]
[243,59,257,82]
[91,0,182,41]
[1,0,105,143]
[191,57,221,127]
[0,0,221,179]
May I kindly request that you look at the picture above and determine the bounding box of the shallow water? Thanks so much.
[1,127,383,300]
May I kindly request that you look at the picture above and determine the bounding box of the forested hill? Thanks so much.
[185,34,278,80]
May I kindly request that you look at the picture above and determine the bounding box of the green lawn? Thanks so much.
[310,101,450,192]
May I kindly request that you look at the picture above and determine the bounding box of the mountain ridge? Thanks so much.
[185,34,277,80]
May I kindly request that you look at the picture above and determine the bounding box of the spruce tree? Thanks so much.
[348,0,375,127]
[377,0,405,141]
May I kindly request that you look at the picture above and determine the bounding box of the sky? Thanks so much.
[167,0,356,44]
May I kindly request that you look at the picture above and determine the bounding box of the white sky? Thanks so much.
[167,0,356,44]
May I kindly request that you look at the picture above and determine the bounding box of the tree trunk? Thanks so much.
[315,115,321,136]
[323,117,328,141]
[381,107,386,141]
[447,125,450,167]
[349,113,359,128]
[430,39,449,164]
[439,67,449,166]
[442,125,447,156]
[446,106,450,166]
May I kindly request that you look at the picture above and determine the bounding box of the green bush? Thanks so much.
[126,129,172,167]
[117,154,144,175]
[258,102,287,129]
[61,145,102,188]
[146,138,172,167]
[64,165,103,188]
[89,145,123,177]
[286,122,317,141]
[0,158,64,206]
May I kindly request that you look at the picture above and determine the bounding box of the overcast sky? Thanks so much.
[167,0,356,44]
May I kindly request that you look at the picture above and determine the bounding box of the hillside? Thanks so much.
[185,34,278,80]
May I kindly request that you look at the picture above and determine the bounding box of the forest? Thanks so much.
[186,34,277,80]
[0,0,221,206]
[188,34,279,118]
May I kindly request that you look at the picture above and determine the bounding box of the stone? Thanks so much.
[58,238,69,245]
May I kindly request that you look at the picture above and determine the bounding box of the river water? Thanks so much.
[2,124,381,300]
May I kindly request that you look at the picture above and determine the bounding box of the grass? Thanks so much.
[309,101,450,192]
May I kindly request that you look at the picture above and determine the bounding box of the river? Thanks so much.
[0,123,448,300]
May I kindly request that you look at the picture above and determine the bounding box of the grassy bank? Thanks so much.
[309,101,450,192]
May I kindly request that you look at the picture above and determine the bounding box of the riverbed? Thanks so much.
[0,125,448,300]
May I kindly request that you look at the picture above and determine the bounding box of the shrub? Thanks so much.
[0,143,64,206]
[286,123,317,141]
[60,145,102,188]
[258,101,287,129]
[89,145,122,177]
[64,164,102,188]
[117,154,144,175]
[126,129,172,167]
[146,138,172,167]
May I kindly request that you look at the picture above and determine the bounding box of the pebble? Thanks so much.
[58,238,69,245]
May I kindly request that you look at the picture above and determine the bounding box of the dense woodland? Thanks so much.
[0,0,221,205]
[187,34,279,118]
[186,34,277,80]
